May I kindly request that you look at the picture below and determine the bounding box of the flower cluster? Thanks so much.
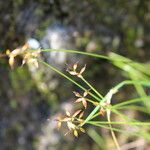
[6,43,41,69]
[56,62,110,137]
[66,62,86,78]
[56,110,85,137]
[73,90,90,109]
[56,89,91,137]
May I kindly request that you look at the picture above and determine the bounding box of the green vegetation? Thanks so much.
[0,0,150,149]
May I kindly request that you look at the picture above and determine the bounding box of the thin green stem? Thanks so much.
[114,105,150,114]
[81,76,103,99]
[81,79,150,127]
[87,123,144,138]
[107,109,121,150]
[40,49,110,60]
[87,121,150,126]
[91,112,100,120]
[38,59,100,101]
[85,98,99,105]
[81,105,101,126]
[87,123,128,134]
[113,80,150,91]
[81,88,113,126]
[112,97,147,108]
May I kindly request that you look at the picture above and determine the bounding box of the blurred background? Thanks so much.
[0,0,150,150]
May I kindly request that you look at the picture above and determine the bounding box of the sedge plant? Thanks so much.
[4,44,150,150]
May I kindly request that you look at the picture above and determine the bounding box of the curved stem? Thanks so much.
[40,49,110,60]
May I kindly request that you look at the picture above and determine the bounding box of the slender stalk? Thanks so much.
[107,110,121,150]
[40,49,110,60]
[81,79,150,127]
[87,123,127,134]
[38,59,100,101]
[81,76,103,99]
[115,105,150,114]
[113,80,150,91]
[90,112,100,120]
[81,88,113,126]
[81,104,101,126]
[85,98,99,105]
[112,97,145,108]
[86,121,150,126]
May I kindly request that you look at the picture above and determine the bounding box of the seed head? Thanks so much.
[67,62,86,78]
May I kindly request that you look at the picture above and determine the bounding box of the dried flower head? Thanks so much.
[67,62,86,78]
[55,109,85,137]
[6,43,41,69]
[73,90,90,109]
